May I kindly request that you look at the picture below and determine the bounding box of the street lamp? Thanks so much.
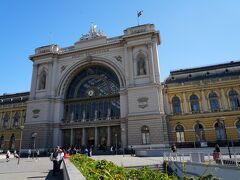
[115,133,117,155]
[18,125,24,165]
[31,132,38,159]
[220,117,231,158]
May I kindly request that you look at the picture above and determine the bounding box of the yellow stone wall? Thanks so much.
[0,104,26,151]
[165,78,240,144]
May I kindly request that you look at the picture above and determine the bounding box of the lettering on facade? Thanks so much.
[72,48,109,59]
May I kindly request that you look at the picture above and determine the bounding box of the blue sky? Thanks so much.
[0,0,239,94]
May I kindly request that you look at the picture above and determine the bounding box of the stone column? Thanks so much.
[201,90,208,112]
[30,63,38,100]
[183,92,189,113]
[147,43,155,83]
[47,61,53,96]
[82,128,86,146]
[107,126,111,146]
[221,88,229,110]
[50,59,57,97]
[94,127,98,147]
[152,40,160,83]
[124,45,130,86]
[127,47,134,86]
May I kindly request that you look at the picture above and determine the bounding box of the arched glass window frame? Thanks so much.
[190,94,200,113]
[141,125,150,145]
[194,122,205,142]
[175,124,185,143]
[214,121,226,141]
[172,96,182,114]
[209,91,220,112]
[13,112,20,128]
[236,120,240,141]
[229,89,240,110]
[64,66,120,122]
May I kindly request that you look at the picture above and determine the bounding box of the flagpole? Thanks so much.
[137,11,139,26]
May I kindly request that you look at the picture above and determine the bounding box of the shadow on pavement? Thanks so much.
[44,169,63,180]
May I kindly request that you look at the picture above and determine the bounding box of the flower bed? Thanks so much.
[69,154,176,179]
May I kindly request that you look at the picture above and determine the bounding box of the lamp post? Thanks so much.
[31,132,38,159]
[18,125,24,165]
[220,117,231,158]
[115,133,117,155]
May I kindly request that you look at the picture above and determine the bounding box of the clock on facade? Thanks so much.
[88,89,95,97]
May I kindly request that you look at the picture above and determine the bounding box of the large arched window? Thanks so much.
[209,92,219,112]
[194,122,205,141]
[190,94,200,113]
[229,90,240,110]
[175,124,185,142]
[141,125,150,144]
[236,120,240,141]
[65,66,120,122]
[214,121,226,140]
[172,96,181,114]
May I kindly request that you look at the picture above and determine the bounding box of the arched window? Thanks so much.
[175,124,185,142]
[214,121,226,140]
[137,54,147,76]
[0,135,4,149]
[209,92,219,112]
[9,133,15,150]
[141,125,150,144]
[229,90,240,110]
[65,66,120,122]
[194,122,205,141]
[13,112,20,127]
[172,96,181,114]
[236,120,240,141]
[38,70,47,90]
[190,95,200,113]
[3,113,9,129]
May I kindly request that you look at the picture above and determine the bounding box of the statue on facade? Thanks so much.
[137,57,146,75]
[80,24,105,41]
[38,71,46,90]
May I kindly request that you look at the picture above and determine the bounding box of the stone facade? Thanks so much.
[21,24,168,150]
[163,61,240,147]
[0,92,28,151]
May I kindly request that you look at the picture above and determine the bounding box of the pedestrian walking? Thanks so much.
[28,149,31,158]
[213,144,221,162]
[36,149,40,160]
[6,150,10,162]
[50,148,59,176]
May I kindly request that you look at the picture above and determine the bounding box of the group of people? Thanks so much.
[5,150,20,162]
[28,149,40,159]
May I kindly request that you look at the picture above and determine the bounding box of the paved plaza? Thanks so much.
[0,156,63,180]
[92,155,165,168]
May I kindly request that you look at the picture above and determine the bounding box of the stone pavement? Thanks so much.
[0,156,63,180]
[91,155,165,167]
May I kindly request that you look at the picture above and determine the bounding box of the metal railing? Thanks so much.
[163,152,240,167]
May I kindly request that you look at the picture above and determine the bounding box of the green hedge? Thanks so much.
[70,154,177,180]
